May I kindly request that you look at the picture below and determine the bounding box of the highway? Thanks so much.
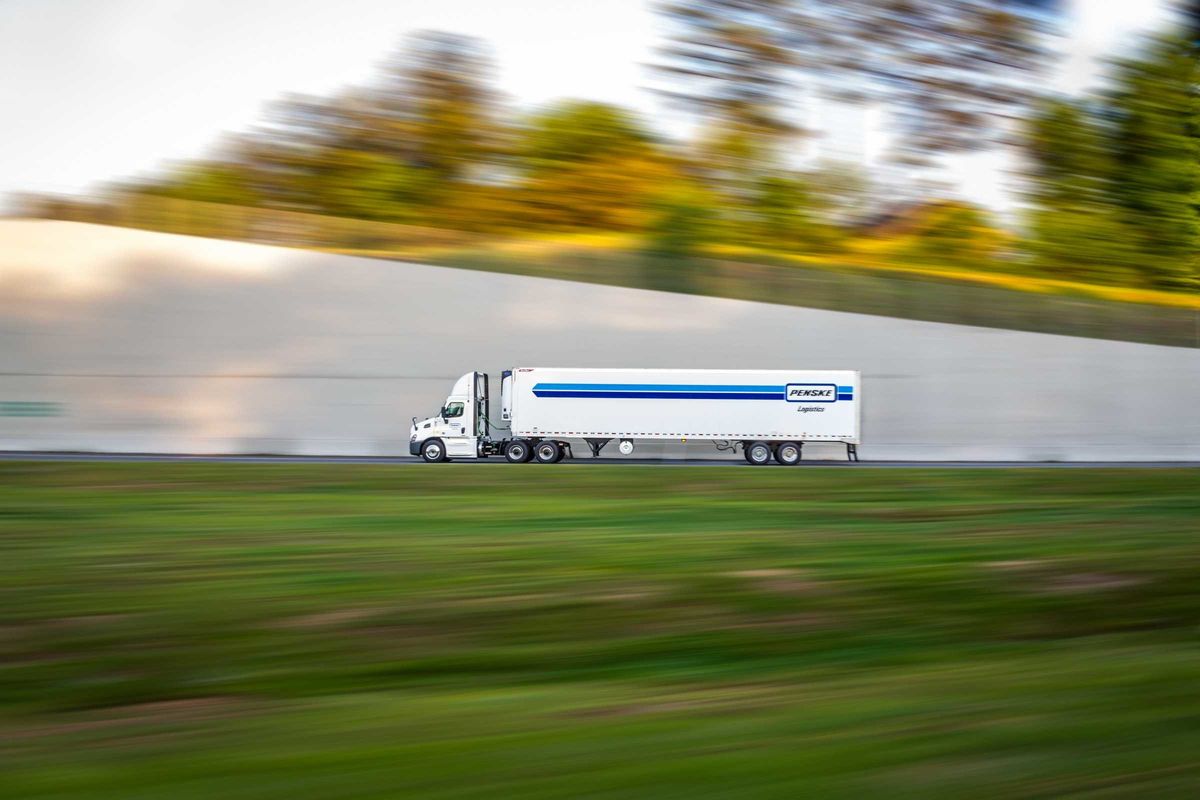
[2,451,1197,468]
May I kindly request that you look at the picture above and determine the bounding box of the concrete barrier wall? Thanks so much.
[2,220,1197,460]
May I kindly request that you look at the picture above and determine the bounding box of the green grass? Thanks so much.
[3,463,1200,797]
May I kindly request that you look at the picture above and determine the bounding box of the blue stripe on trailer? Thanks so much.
[533,383,785,393]
[534,390,785,400]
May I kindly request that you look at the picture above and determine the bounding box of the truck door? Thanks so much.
[441,399,471,456]
[442,372,482,458]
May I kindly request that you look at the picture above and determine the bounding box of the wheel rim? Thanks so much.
[751,445,770,463]
[510,444,525,459]
[425,443,441,459]
[538,445,555,460]
[780,445,798,462]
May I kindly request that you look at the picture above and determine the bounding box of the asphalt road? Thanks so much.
[2,451,1197,468]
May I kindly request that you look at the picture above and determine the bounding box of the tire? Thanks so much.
[420,438,447,463]
[534,440,561,464]
[505,439,532,463]
[774,441,802,466]
[553,442,568,463]
[745,441,773,466]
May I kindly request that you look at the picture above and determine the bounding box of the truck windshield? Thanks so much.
[443,402,464,418]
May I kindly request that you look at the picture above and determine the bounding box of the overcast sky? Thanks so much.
[0,0,1174,208]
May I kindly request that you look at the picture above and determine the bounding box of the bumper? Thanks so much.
[409,440,421,456]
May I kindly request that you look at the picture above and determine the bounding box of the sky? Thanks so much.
[0,0,1176,209]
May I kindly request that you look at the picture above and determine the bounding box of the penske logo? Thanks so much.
[786,384,854,403]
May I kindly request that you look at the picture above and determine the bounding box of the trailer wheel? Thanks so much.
[553,441,568,463]
[534,440,561,464]
[504,439,532,463]
[745,441,773,466]
[420,438,448,463]
[774,441,802,466]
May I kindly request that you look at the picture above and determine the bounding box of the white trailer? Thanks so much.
[409,368,860,465]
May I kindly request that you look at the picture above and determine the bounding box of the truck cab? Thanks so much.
[408,371,492,461]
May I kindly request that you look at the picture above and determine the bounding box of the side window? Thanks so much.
[444,402,465,418]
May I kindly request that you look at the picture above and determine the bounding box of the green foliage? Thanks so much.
[643,183,720,259]
[147,162,259,207]
[517,101,677,230]
[900,202,1003,268]
[749,173,840,253]
[1028,206,1146,284]
[520,101,653,167]
[1107,36,1200,289]
[1025,36,1199,290]
[317,150,436,222]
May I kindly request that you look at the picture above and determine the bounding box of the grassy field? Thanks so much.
[3,462,1200,798]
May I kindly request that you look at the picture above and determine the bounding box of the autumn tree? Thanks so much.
[515,101,679,230]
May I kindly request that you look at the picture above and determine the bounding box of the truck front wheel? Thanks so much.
[421,438,448,463]
[505,439,533,463]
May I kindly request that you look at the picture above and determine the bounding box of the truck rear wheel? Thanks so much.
[534,440,561,463]
[505,439,533,463]
[421,438,448,463]
[774,441,802,466]
[745,441,773,466]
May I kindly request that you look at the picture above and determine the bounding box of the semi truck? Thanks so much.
[409,368,860,465]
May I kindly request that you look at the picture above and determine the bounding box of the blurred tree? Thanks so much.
[644,183,721,259]
[516,101,678,230]
[802,160,871,228]
[654,0,1054,158]
[1107,36,1199,289]
[378,30,504,185]
[1024,98,1144,283]
[1024,34,1199,289]
[654,1,797,138]
[153,32,506,225]
[750,173,839,252]
[141,161,259,207]
[653,0,800,225]
[900,201,1005,267]
[317,150,437,222]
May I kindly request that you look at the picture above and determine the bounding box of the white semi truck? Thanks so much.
[409,368,860,465]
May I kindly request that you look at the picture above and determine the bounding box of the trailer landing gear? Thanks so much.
[584,438,612,458]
